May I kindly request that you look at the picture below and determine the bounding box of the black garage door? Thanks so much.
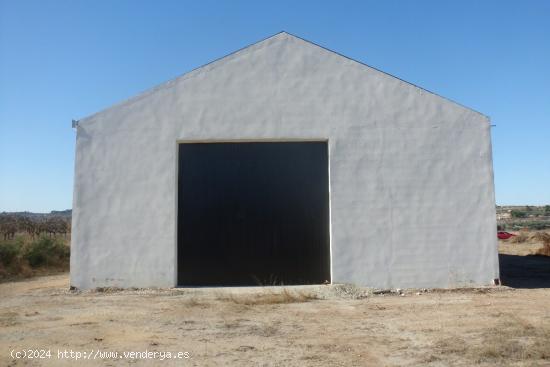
[177,141,330,286]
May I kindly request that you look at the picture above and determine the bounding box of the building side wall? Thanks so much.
[71,34,498,289]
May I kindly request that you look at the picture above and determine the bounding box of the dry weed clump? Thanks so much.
[533,244,550,257]
[510,232,529,243]
[219,289,319,306]
[529,231,550,244]
[531,232,550,256]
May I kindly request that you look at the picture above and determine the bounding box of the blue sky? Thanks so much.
[0,0,549,212]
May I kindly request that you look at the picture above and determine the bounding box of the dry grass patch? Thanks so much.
[183,297,210,308]
[432,315,550,364]
[471,317,550,362]
[220,318,242,329]
[0,312,19,327]
[218,288,319,306]
[248,322,280,337]
[434,336,468,354]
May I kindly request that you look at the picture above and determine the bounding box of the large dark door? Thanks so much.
[177,141,330,286]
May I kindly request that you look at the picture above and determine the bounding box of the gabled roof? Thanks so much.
[280,32,486,118]
[77,31,487,124]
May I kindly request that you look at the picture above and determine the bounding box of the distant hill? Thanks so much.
[0,210,72,219]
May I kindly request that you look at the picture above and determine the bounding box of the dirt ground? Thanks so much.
[1,242,550,366]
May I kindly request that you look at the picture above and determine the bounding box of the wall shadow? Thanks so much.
[499,254,550,289]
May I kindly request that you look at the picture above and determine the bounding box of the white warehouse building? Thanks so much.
[71,32,499,289]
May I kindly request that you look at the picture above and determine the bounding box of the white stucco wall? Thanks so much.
[71,32,498,289]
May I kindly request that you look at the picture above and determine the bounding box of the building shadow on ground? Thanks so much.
[499,254,550,288]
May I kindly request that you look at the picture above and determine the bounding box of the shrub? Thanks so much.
[24,236,69,268]
[511,210,527,218]
[508,221,550,231]
[528,222,550,230]
[0,241,21,266]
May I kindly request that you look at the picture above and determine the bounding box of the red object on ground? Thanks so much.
[497,231,515,240]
